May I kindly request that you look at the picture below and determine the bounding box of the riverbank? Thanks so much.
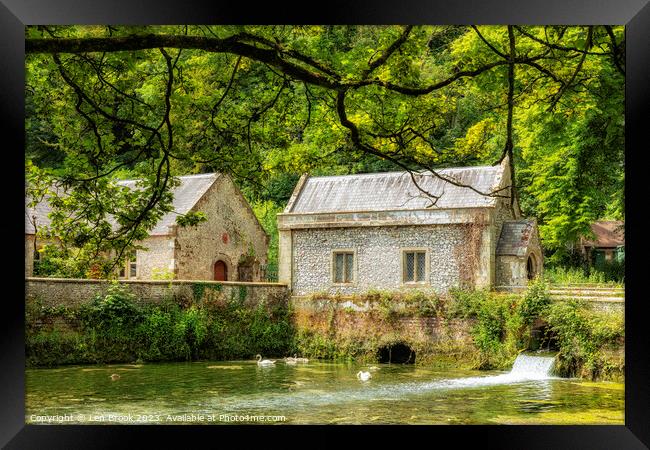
[25,280,624,381]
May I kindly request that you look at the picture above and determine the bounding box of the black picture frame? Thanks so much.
[2,0,648,447]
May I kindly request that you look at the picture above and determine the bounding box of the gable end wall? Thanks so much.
[172,175,268,281]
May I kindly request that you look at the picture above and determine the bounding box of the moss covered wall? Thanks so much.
[26,277,288,309]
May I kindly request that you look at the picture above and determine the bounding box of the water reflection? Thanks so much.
[25,360,623,425]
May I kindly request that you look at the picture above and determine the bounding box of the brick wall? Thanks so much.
[25,234,35,277]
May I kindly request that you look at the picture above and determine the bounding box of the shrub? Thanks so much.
[27,286,295,366]
[447,288,489,318]
[519,278,551,325]
[81,283,142,330]
[545,300,624,379]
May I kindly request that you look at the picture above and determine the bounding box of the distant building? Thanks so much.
[580,221,625,267]
[277,156,543,295]
[25,173,269,281]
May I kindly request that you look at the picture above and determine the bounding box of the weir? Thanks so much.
[215,354,560,411]
[509,353,556,379]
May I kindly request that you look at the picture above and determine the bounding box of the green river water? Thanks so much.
[25,357,623,425]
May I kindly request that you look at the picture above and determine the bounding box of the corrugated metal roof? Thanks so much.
[496,220,536,256]
[581,221,625,248]
[288,165,504,214]
[25,173,219,236]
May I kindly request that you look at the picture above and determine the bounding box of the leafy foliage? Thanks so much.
[26,284,294,365]
[545,300,624,380]
[25,25,624,268]
[544,265,624,285]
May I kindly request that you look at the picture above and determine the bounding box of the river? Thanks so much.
[25,354,623,425]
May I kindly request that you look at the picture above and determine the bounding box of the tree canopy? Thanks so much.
[25,25,624,274]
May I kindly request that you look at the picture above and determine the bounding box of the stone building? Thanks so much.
[25,173,269,281]
[277,156,542,295]
[579,220,625,267]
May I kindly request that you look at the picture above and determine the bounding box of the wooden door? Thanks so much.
[214,261,227,281]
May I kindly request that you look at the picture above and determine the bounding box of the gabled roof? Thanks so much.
[496,219,537,257]
[286,164,506,214]
[581,221,625,248]
[25,173,220,236]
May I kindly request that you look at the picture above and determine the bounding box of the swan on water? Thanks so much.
[256,354,276,366]
[357,371,372,381]
[284,355,297,365]
[294,355,309,363]
[110,373,121,380]
[368,366,380,371]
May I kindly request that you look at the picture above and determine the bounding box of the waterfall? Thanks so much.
[509,354,556,379]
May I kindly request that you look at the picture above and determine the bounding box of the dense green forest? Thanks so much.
[25,25,624,276]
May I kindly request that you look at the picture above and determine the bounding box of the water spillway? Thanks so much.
[509,353,556,379]
[424,353,556,389]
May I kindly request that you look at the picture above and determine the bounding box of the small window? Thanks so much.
[333,251,354,283]
[403,250,427,283]
[119,250,137,279]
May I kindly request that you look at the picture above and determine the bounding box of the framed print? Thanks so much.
[1,0,649,447]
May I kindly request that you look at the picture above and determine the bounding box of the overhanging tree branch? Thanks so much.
[336,90,510,204]
[361,25,413,79]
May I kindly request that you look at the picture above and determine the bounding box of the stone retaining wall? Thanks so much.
[552,298,625,314]
[25,277,289,309]
[290,295,475,351]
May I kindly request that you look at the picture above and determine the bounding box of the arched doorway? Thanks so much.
[214,260,228,281]
[527,254,537,280]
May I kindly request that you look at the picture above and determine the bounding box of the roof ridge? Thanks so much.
[307,165,497,181]
[116,172,219,183]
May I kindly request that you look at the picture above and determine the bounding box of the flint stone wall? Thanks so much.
[291,224,480,296]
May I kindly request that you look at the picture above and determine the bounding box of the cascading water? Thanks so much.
[217,354,559,411]
[414,353,557,391]
[509,354,556,379]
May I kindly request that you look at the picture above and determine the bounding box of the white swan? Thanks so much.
[294,354,309,363]
[357,371,372,381]
[368,366,380,371]
[256,354,276,366]
[284,355,297,365]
